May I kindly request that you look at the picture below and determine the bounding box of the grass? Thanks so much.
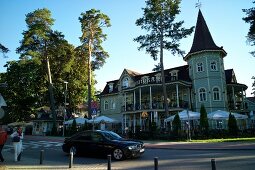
[189,137,255,143]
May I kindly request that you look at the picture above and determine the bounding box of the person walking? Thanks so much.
[0,125,8,162]
[10,126,23,162]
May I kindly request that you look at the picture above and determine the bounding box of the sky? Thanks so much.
[0,0,255,97]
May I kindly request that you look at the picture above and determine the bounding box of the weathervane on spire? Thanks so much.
[195,0,202,9]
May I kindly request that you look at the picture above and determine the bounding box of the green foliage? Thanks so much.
[228,113,238,136]
[134,0,194,59]
[0,43,9,58]
[200,104,209,132]
[1,60,46,121]
[252,76,255,97]
[172,113,181,136]
[78,9,111,71]
[243,2,255,57]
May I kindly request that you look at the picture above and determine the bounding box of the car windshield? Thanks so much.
[103,131,122,140]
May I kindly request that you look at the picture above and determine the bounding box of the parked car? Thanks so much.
[62,130,145,160]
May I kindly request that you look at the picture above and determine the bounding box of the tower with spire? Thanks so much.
[184,10,228,113]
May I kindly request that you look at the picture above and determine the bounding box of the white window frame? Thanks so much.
[109,84,113,93]
[122,77,129,88]
[197,62,204,72]
[212,87,220,101]
[210,61,217,71]
[199,88,206,102]
[104,101,109,110]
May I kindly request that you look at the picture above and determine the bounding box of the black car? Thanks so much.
[62,130,145,160]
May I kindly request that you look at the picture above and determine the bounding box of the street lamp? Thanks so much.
[63,81,68,137]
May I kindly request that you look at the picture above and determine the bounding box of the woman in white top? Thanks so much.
[10,126,23,161]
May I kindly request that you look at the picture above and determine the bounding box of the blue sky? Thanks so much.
[0,0,255,97]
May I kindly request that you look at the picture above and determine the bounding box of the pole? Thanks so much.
[211,159,216,170]
[154,157,158,170]
[187,109,191,141]
[107,155,111,170]
[40,150,44,164]
[69,151,73,168]
[63,81,68,137]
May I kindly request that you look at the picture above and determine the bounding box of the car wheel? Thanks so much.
[112,148,124,160]
[70,146,77,156]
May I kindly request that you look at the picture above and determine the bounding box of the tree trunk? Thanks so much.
[46,55,56,133]
[160,22,169,115]
[87,39,92,119]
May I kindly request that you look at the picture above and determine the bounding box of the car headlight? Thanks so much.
[128,145,138,150]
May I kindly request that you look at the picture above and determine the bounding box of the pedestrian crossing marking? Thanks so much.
[3,141,63,152]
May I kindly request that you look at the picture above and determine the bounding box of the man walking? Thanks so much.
[0,125,8,162]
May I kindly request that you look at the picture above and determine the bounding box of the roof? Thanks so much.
[100,65,191,95]
[100,65,247,96]
[184,10,226,60]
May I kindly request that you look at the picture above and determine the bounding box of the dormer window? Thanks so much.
[169,71,178,81]
[122,77,129,88]
[108,83,113,93]
[197,62,204,72]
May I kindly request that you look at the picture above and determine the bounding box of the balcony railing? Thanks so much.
[122,101,189,112]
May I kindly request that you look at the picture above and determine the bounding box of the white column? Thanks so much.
[176,84,179,107]
[139,88,142,109]
[139,113,142,129]
[133,90,136,111]
[149,86,152,109]
[133,114,136,133]
[232,86,236,109]
[124,93,127,111]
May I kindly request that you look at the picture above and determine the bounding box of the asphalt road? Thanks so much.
[2,136,255,170]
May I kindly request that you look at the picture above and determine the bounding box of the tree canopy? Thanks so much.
[243,2,255,57]
[134,0,194,114]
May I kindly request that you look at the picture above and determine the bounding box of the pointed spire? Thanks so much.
[184,10,226,60]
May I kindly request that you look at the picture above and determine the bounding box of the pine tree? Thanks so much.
[200,104,209,133]
[228,113,238,136]
[172,113,181,137]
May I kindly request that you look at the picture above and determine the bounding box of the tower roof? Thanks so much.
[184,10,226,61]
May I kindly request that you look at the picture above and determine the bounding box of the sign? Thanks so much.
[91,101,98,109]
[91,108,97,115]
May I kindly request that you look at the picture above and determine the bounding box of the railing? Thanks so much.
[122,101,189,112]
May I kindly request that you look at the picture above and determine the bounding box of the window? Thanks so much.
[104,101,109,110]
[197,62,204,72]
[170,72,177,81]
[109,84,113,93]
[210,61,217,71]
[122,77,129,88]
[213,87,220,101]
[199,88,206,102]
[110,100,116,109]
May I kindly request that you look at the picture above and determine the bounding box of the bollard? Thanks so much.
[107,155,111,170]
[211,159,216,170]
[154,157,158,170]
[69,152,73,168]
[39,150,44,164]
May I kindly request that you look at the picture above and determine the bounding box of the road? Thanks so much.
[2,136,255,170]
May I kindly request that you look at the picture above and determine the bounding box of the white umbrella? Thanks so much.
[208,110,248,120]
[164,110,200,122]
[88,115,119,124]
[64,117,88,125]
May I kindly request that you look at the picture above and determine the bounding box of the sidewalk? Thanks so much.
[1,135,255,170]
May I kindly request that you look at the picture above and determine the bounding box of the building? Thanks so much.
[99,10,249,133]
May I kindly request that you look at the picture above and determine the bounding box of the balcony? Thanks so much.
[122,101,189,112]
